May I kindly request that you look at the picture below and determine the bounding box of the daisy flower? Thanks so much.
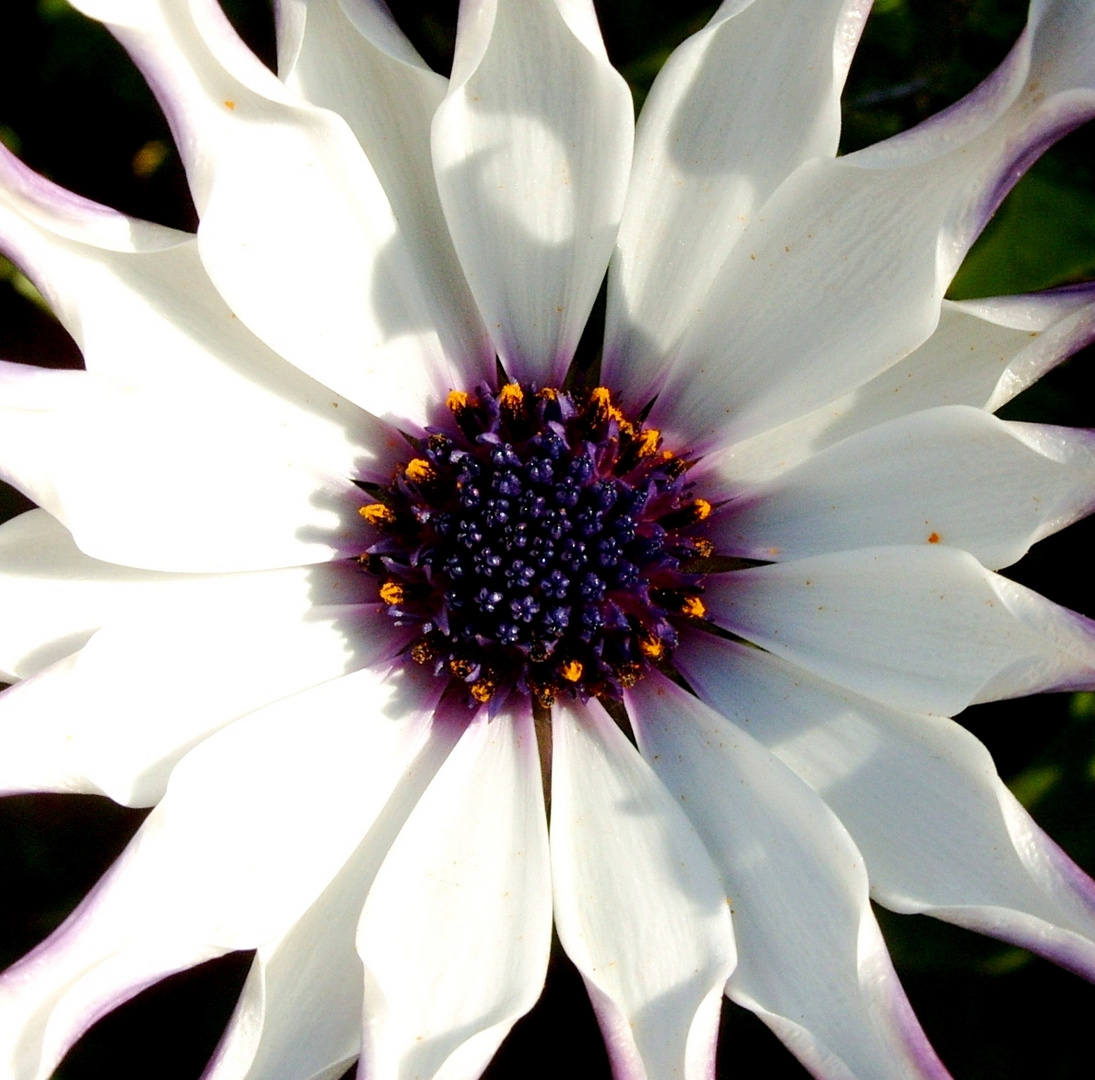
[2,1,1095,1079]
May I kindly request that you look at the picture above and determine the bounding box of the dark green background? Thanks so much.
[2,1,1095,1077]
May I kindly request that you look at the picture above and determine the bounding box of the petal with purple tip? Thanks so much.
[550,699,736,1080]
[645,0,1095,450]
[629,672,952,1080]
[0,666,447,1080]
[605,0,870,402]
[68,0,487,423]
[675,632,1095,984]
[704,546,1095,716]
[707,405,1095,569]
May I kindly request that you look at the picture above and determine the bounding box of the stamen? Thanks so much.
[359,503,396,526]
[405,458,435,484]
[638,632,666,661]
[560,660,583,682]
[357,381,717,709]
[680,595,707,618]
[635,428,661,458]
[659,498,712,529]
[449,657,476,680]
[411,638,439,664]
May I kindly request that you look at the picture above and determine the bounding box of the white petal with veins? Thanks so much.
[705,545,1095,715]
[433,0,633,384]
[709,406,1095,568]
[551,700,736,1080]
[0,665,446,1080]
[630,673,950,1080]
[605,0,870,400]
[645,0,1095,449]
[716,286,1095,486]
[357,707,551,1080]
[676,633,1095,983]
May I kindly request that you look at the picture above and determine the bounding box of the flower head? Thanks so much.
[2,2,1095,1079]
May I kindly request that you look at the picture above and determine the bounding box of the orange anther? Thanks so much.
[680,596,707,618]
[359,503,395,526]
[405,458,434,483]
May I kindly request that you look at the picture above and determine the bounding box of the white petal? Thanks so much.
[275,0,491,401]
[0,144,328,407]
[356,706,551,1080]
[704,546,1095,716]
[675,631,1095,983]
[0,601,402,807]
[70,0,489,423]
[604,0,870,399]
[550,699,735,1080]
[0,510,369,681]
[276,0,442,202]
[0,362,375,572]
[206,710,460,1080]
[432,0,633,384]
[643,0,1095,450]
[0,510,174,680]
[0,144,418,498]
[0,666,447,1080]
[718,286,1095,486]
[629,673,950,1080]
[707,405,1095,568]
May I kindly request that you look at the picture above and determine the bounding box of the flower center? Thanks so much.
[358,384,715,709]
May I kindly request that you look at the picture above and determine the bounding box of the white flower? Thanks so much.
[2,1,1095,1079]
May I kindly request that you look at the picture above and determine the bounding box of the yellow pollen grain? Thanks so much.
[560,660,583,682]
[359,503,395,526]
[636,428,661,457]
[379,581,404,606]
[471,679,496,703]
[538,387,558,402]
[499,383,524,408]
[612,410,634,437]
[449,658,475,679]
[638,634,666,660]
[411,640,436,664]
[693,538,715,558]
[590,387,612,408]
[405,458,434,483]
[446,389,470,411]
[691,498,712,521]
[680,596,706,618]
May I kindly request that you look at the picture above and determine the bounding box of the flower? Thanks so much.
[2,0,1095,1078]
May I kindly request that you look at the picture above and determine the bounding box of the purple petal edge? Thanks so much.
[0,855,225,1080]
[0,143,128,229]
[883,955,957,1080]
[970,99,1095,250]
